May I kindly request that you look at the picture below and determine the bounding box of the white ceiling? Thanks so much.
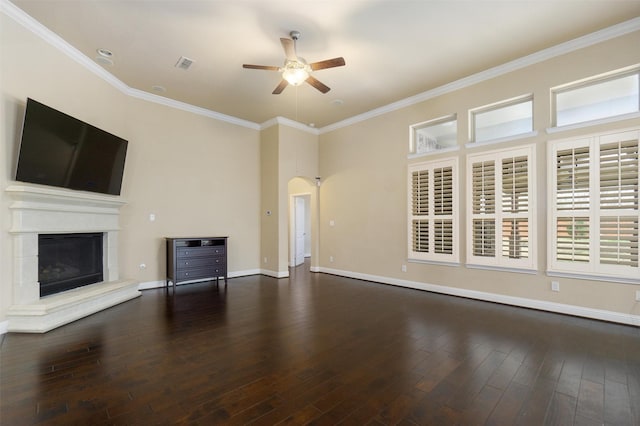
[9,0,640,128]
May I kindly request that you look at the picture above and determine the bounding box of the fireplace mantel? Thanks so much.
[5,182,139,332]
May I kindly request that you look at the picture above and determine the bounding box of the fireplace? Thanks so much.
[6,183,140,332]
[39,233,104,297]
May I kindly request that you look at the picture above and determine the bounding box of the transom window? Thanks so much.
[552,65,640,128]
[470,95,533,143]
[410,115,458,155]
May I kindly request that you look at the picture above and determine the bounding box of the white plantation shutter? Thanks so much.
[468,145,536,270]
[503,218,529,259]
[434,219,453,255]
[556,217,590,262]
[412,220,429,253]
[600,216,638,267]
[556,146,590,211]
[408,159,458,262]
[473,219,495,257]
[472,161,495,214]
[411,169,429,253]
[472,161,496,257]
[548,129,640,281]
[600,139,638,210]
[434,167,454,255]
[501,156,529,259]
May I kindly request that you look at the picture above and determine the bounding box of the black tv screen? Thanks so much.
[15,98,128,195]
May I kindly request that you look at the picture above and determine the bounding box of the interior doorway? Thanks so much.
[289,192,311,267]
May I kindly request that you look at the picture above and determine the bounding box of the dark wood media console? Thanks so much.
[165,237,228,288]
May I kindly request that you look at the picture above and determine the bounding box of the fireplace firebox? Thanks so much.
[39,233,104,297]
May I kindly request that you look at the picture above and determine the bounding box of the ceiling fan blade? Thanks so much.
[310,57,346,71]
[280,38,297,61]
[243,64,280,71]
[305,75,330,94]
[272,80,289,94]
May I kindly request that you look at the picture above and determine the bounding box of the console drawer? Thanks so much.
[176,266,225,281]
[177,246,225,258]
[176,257,219,268]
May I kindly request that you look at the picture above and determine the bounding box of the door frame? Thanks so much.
[289,192,311,267]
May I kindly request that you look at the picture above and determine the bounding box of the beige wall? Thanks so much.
[260,125,280,274]
[318,30,640,320]
[119,96,260,284]
[0,14,261,322]
[260,123,319,276]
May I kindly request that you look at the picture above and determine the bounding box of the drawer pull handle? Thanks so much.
[185,262,189,265]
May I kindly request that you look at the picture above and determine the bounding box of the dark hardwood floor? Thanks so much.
[2,262,640,425]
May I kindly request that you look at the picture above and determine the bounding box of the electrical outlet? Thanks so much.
[149,213,156,222]
[329,220,335,227]
[329,256,334,263]
[551,281,560,292]
[139,263,146,270]
[636,290,640,302]
[401,264,407,272]
[263,257,267,264]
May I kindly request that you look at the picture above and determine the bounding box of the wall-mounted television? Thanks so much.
[15,98,128,196]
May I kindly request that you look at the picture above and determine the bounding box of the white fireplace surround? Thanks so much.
[5,183,139,332]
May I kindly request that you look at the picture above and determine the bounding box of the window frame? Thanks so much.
[409,114,458,157]
[469,94,534,144]
[408,157,459,264]
[550,65,640,129]
[547,128,640,283]
[466,143,537,272]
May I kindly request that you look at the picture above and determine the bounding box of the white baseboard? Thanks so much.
[320,267,640,327]
[230,269,262,278]
[0,320,8,335]
[138,280,167,290]
[260,269,289,278]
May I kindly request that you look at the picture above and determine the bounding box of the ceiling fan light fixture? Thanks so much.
[282,60,310,86]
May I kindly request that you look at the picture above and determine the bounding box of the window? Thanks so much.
[552,66,640,128]
[467,144,536,271]
[470,95,533,143]
[408,157,459,263]
[548,129,639,282]
[410,115,457,155]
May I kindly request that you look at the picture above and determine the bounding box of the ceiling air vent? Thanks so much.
[175,56,195,70]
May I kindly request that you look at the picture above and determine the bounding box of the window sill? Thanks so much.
[465,131,538,149]
[546,270,639,285]
[408,146,459,159]
[466,263,538,275]
[546,111,640,134]
[408,259,460,267]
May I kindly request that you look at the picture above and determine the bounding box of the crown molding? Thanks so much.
[3,0,639,135]
[1,0,129,93]
[260,116,320,135]
[1,0,260,131]
[319,16,640,134]
[127,88,260,130]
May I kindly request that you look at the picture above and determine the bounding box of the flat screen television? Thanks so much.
[15,98,128,196]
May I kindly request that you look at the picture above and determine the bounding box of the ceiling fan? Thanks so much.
[243,30,346,95]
